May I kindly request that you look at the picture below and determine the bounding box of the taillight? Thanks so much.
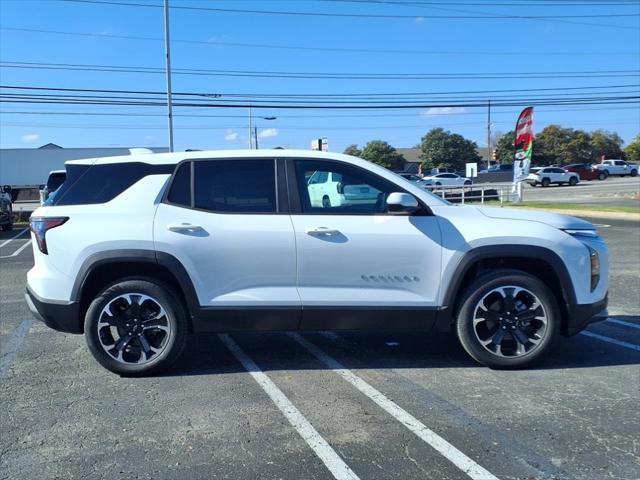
[29,217,68,254]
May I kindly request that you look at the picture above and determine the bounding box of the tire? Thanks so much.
[84,278,188,376]
[631,169,638,177]
[569,177,578,186]
[435,182,442,186]
[455,269,560,369]
[464,180,472,186]
[541,178,550,187]
[598,172,606,181]
[603,169,610,177]
[322,195,331,208]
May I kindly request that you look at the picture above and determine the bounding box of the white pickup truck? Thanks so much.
[595,160,638,177]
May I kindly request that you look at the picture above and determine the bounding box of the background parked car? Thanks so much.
[421,173,472,187]
[527,167,579,187]
[595,159,638,177]
[39,169,66,205]
[397,173,423,183]
[563,163,607,181]
[0,185,13,231]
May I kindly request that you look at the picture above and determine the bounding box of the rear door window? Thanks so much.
[194,159,277,213]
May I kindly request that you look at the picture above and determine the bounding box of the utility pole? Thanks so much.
[254,126,259,149]
[486,99,491,170]
[248,105,253,149]
[163,0,174,152]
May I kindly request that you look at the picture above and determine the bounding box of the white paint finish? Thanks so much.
[0,320,33,381]
[606,318,640,330]
[0,240,32,259]
[155,203,299,306]
[0,228,28,249]
[289,333,500,480]
[291,214,442,306]
[218,334,360,480]
[579,330,640,352]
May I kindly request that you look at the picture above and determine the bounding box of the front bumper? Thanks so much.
[25,286,82,334]
[564,292,609,336]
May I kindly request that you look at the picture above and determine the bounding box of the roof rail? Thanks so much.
[129,148,154,155]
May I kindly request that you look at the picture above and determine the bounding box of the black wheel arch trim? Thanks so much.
[71,249,201,314]
[437,245,578,334]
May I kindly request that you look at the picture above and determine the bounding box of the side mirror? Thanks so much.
[387,192,419,214]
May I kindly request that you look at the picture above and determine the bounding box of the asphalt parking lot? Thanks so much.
[1,217,639,480]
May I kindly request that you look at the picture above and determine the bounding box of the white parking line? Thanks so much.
[606,318,640,330]
[0,320,33,382]
[0,240,32,259]
[579,330,640,352]
[289,333,500,480]
[218,334,360,480]
[0,228,28,249]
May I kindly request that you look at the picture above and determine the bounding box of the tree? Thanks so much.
[419,128,481,171]
[494,130,516,164]
[343,144,362,158]
[360,140,405,170]
[562,130,592,164]
[590,130,623,161]
[624,134,640,163]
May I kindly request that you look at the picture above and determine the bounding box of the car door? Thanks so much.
[153,158,300,328]
[287,158,442,330]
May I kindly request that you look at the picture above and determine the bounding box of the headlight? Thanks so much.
[587,245,600,292]
[563,229,598,238]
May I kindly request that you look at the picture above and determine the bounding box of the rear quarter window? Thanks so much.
[48,162,174,206]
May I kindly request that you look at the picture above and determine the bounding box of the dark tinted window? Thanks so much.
[46,172,66,191]
[48,162,174,206]
[167,162,191,207]
[194,159,276,213]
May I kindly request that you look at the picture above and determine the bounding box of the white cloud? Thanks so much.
[414,16,426,24]
[420,107,466,117]
[21,133,40,142]
[224,130,239,142]
[258,128,278,139]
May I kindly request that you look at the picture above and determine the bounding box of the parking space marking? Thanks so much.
[289,333,500,480]
[606,318,640,330]
[0,320,33,382]
[218,334,360,480]
[0,239,32,259]
[0,228,28,249]
[579,330,640,352]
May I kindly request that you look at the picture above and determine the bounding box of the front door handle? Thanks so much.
[167,223,204,233]
[305,227,341,237]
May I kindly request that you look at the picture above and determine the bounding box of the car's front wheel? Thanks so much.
[598,172,606,181]
[84,278,188,376]
[631,169,638,177]
[456,270,559,369]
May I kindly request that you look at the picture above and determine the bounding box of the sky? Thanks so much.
[0,0,639,153]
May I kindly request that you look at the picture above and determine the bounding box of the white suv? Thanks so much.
[527,167,579,187]
[26,150,609,375]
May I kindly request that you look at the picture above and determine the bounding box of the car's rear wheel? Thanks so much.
[569,177,578,186]
[85,278,188,376]
[541,178,550,187]
[456,270,559,369]
[464,180,472,186]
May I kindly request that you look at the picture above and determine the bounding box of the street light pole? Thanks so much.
[163,0,174,152]
[248,105,253,149]
[254,126,258,149]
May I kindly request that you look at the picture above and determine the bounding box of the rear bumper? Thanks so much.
[564,293,609,336]
[25,286,82,334]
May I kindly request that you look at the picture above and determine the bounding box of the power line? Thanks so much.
[2,61,638,81]
[3,27,637,57]
[58,0,640,29]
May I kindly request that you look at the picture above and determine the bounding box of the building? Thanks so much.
[0,144,169,188]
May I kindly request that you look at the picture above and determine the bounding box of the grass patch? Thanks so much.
[486,201,639,214]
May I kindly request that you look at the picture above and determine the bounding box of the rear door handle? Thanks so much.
[167,223,204,233]
[305,227,341,236]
